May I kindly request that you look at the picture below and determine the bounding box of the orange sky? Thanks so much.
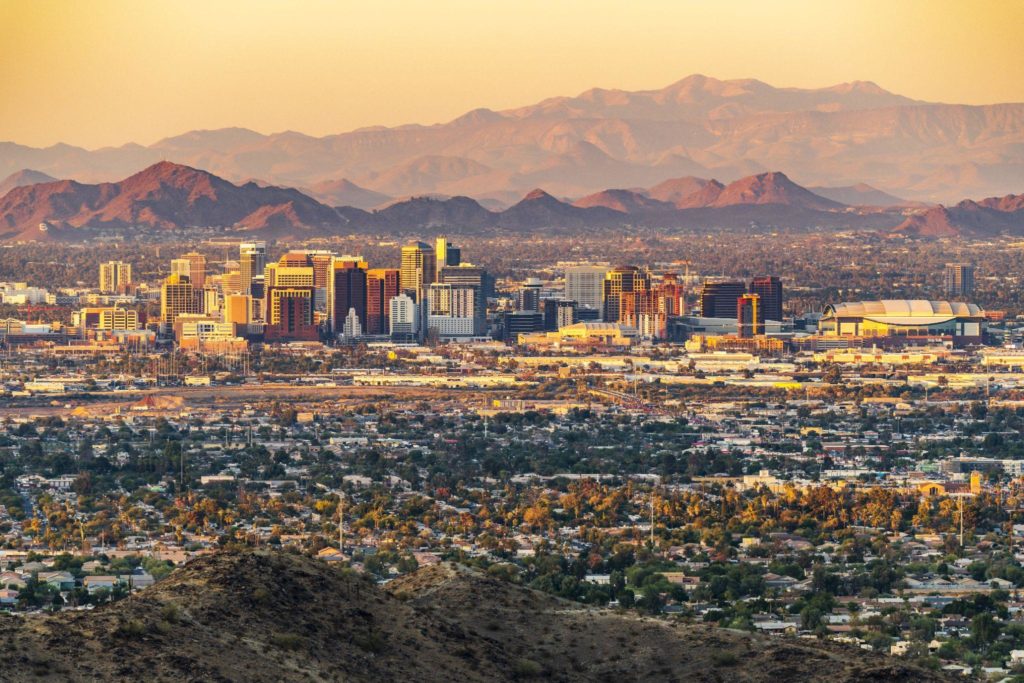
[2,0,1022,148]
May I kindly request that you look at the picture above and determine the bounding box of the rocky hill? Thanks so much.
[0,550,949,682]
[893,193,1024,237]
[0,161,343,240]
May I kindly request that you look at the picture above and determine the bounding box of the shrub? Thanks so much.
[270,633,303,651]
[513,658,543,678]
[712,652,737,667]
[114,619,146,638]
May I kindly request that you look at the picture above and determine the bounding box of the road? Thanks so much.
[2,382,499,417]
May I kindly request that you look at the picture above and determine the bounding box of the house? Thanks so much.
[36,571,75,591]
[316,547,348,562]
[0,589,17,606]
[763,573,799,589]
[753,620,798,635]
[122,572,155,590]
[82,576,121,593]
[0,572,26,589]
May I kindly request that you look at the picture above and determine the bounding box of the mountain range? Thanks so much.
[0,549,946,682]
[2,74,1022,203]
[3,161,1022,241]
[0,163,917,241]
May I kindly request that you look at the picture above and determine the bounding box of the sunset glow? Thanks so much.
[2,0,1022,148]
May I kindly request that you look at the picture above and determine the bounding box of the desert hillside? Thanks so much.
[0,550,949,682]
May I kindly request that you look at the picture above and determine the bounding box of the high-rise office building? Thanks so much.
[183,252,207,289]
[99,261,132,294]
[543,298,577,331]
[309,251,335,312]
[434,236,462,280]
[265,287,318,341]
[519,278,543,312]
[749,276,783,322]
[265,253,315,289]
[160,274,198,326]
[366,268,400,335]
[239,242,267,295]
[945,263,975,299]
[502,311,545,342]
[737,294,761,338]
[73,307,140,332]
[440,264,487,336]
[700,280,746,319]
[565,265,608,318]
[170,258,191,280]
[224,294,252,329]
[400,242,436,302]
[602,266,650,322]
[328,256,368,335]
[198,287,220,315]
[426,283,479,338]
[389,293,419,338]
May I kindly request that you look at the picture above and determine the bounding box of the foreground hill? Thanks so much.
[0,551,947,682]
[2,75,1022,201]
[0,161,342,241]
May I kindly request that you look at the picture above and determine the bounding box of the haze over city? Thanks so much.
[0,2,1023,681]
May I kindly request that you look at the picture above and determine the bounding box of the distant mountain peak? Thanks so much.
[711,171,843,210]
[0,168,59,199]
[521,188,555,202]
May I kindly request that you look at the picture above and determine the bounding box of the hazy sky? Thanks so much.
[3,0,1022,148]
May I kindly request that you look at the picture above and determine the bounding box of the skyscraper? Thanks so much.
[265,287,318,342]
[737,293,761,338]
[328,256,368,335]
[427,283,479,339]
[239,242,267,296]
[366,268,400,335]
[400,242,436,302]
[602,266,650,322]
[170,258,191,280]
[565,265,607,318]
[389,293,419,338]
[440,264,487,336]
[183,252,207,289]
[160,274,197,326]
[99,261,132,293]
[699,280,746,319]
[519,278,543,312]
[945,263,975,299]
[543,298,577,331]
[750,276,783,322]
[435,236,461,280]
[265,253,315,289]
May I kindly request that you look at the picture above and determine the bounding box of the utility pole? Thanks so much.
[959,494,965,549]
[649,487,655,547]
[338,492,345,554]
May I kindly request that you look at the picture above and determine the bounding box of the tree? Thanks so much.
[971,612,1000,646]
